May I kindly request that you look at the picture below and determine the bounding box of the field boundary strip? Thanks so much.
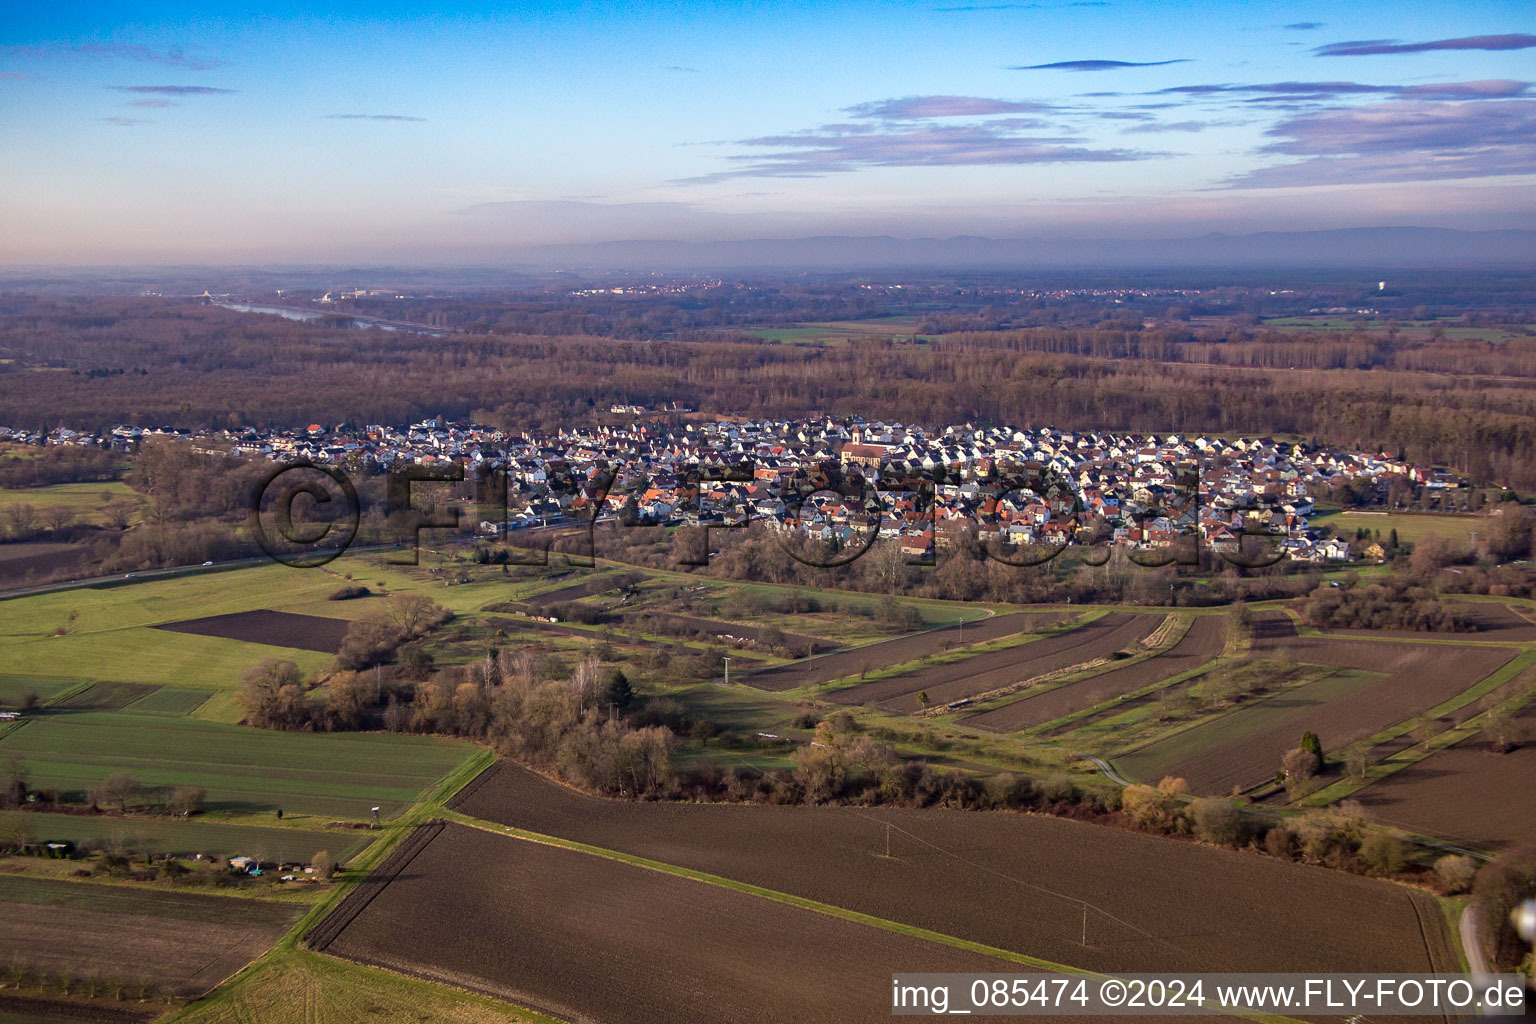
[440,811,1307,1024]
[306,818,445,952]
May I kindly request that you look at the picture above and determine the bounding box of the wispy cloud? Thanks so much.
[1314,34,1536,57]
[843,95,1057,119]
[1122,120,1210,133]
[678,120,1152,183]
[1013,58,1189,71]
[663,65,700,73]
[113,85,235,95]
[1156,79,1529,101]
[0,71,30,80]
[128,98,177,108]
[325,113,426,122]
[100,116,150,126]
[1283,22,1324,31]
[935,2,1108,10]
[1224,99,1536,187]
[6,43,222,70]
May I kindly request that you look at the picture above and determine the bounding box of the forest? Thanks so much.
[3,296,1536,487]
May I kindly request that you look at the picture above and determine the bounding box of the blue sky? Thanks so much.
[3,0,1534,262]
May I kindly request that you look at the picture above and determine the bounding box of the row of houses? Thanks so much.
[2,416,1457,562]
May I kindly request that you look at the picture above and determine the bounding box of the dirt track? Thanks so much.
[830,612,1159,713]
[738,610,1072,692]
[449,762,1455,979]
[966,615,1227,733]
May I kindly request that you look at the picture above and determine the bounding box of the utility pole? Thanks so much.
[1081,903,1087,947]
[886,822,891,859]
[723,656,732,687]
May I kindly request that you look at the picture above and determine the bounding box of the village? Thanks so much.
[6,414,1469,566]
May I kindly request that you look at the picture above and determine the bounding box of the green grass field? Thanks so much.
[0,672,86,707]
[0,711,478,820]
[166,947,547,1024]
[1309,509,1482,546]
[0,480,144,526]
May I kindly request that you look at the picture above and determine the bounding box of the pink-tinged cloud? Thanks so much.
[844,95,1058,119]
[1314,34,1536,56]
[680,120,1152,182]
[1225,99,1536,187]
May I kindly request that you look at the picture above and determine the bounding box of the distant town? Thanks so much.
[7,414,1471,565]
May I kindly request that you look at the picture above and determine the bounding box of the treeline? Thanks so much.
[1302,580,1474,632]
[573,523,1322,608]
[0,445,119,488]
[7,299,1536,486]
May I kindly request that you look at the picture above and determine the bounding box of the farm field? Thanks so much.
[0,565,388,687]
[153,610,353,654]
[520,571,645,607]
[0,876,298,997]
[316,821,1038,1024]
[739,610,1072,692]
[450,762,1454,977]
[1258,316,1531,343]
[1350,703,1536,849]
[0,673,88,707]
[830,612,1158,712]
[0,542,91,589]
[624,612,827,652]
[0,710,478,819]
[172,949,544,1024]
[0,480,143,526]
[10,812,373,862]
[1114,614,1517,793]
[965,615,1227,733]
[1308,508,1482,546]
[742,316,925,344]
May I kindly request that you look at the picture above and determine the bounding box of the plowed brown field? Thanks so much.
[152,609,352,653]
[317,821,1030,1024]
[1116,613,1517,794]
[1351,702,1536,849]
[830,613,1159,713]
[449,762,1454,978]
[966,616,1227,733]
[739,610,1071,692]
[0,877,298,997]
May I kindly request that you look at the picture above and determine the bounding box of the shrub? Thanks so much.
[1191,797,1243,847]
[1434,854,1478,894]
[1359,831,1409,875]
[1263,826,1296,859]
[1033,772,1077,804]
[1281,747,1319,780]
[327,584,371,600]
[310,850,335,879]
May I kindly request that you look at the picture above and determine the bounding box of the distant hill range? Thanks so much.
[517,227,1536,271]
